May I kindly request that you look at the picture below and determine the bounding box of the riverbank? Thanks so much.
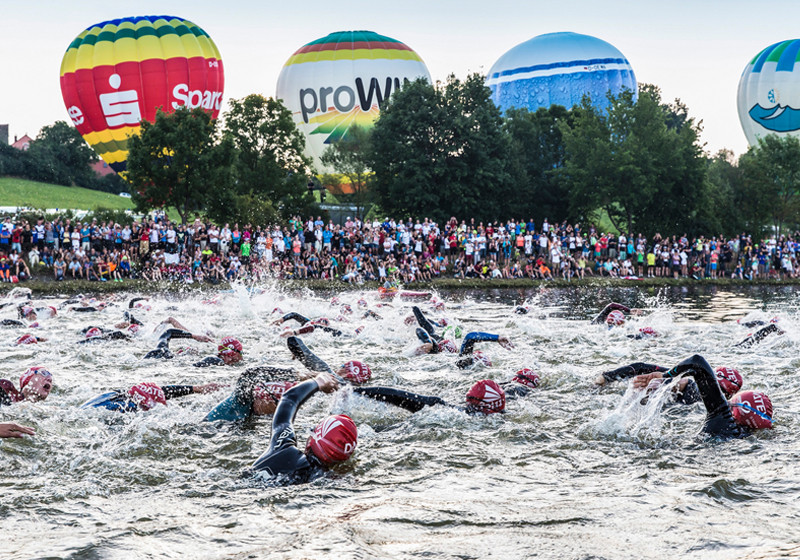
[5,275,800,296]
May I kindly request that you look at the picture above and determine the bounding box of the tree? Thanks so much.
[26,121,98,187]
[220,94,317,224]
[559,85,706,236]
[702,149,745,235]
[320,124,373,219]
[368,74,515,223]
[504,105,573,222]
[738,134,800,234]
[126,107,234,224]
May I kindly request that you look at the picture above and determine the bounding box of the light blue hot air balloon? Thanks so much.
[737,39,800,146]
[486,32,637,114]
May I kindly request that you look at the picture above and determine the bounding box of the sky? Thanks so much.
[3,0,800,156]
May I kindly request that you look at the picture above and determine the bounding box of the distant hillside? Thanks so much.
[0,177,133,211]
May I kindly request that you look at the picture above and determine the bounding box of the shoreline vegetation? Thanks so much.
[4,276,800,296]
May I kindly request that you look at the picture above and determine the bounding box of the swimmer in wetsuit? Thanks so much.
[81,381,224,413]
[78,326,133,344]
[631,354,773,438]
[454,332,513,368]
[0,367,52,406]
[735,323,784,348]
[204,366,306,422]
[273,312,344,337]
[411,306,462,355]
[243,372,357,485]
[18,304,57,322]
[143,328,213,359]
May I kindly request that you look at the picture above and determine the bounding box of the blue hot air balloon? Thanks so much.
[737,39,800,146]
[486,32,637,114]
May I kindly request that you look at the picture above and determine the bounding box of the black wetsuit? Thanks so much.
[246,380,328,484]
[514,306,530,315]
[0,319,25,327]
[592,303,630,324]
[143,328,196,359]
[78,326,131,344]
[82,384,198,412]
[735,323,783,348]
[600,362,701,405]
[662,354,748,438]
[456,332,499,369]
[278,312,343,337]
[129,297,148,309]
[123,311,143,326]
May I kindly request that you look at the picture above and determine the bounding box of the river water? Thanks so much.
[2,284,800,560]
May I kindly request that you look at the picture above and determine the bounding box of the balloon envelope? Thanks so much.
[276,30,430,172]
[737,39,800,146]
[486,31,636,114]
[60,15,224,173]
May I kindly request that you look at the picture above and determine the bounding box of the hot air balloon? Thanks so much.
[276,30,430,173]
[60,15,224,173]
[486,32,637,115]
[737,39,800,146]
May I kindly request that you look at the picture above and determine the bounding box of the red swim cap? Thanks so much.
[305,414,358,465]
[21,306,34,318]
[730,390,773,429]
[19,366,52,389]
[437,339,458,353]
[472,351,492,367]
[341,304,353,315]
[606,310,626,326]
[311,318,330,327]
[253,381,296,404]
[85,327,102,339]
[16,333,38,345]
[218,337,243,364]
[48,306,57,316]
[715,367,743,399]
[127,382,167,411]
[128,324,140,334]
[638,327,658,337]
[340,361,372,384]
[513,368,540,388]
[466,379,506,414]
[357,299,368,307]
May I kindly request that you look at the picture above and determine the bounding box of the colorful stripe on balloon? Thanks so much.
[284,31,423,66]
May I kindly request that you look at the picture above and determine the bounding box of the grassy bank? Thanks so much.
[4,275,800,296]
[0,177,133,211]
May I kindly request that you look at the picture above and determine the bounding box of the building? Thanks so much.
[11,134,32,151]
[91,160,117,177]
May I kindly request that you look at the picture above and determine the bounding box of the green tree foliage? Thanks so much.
[27,121,98,187]
[702,149,746,235]
[320,124,373,219]
[560,85,706,236]
[126,107,234,224]
[504,105,572,222]
[368,75,514,223]
[220,94,317,224]
[738,134,800,234]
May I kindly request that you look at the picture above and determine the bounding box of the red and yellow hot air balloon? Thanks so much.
[60,15,225,173]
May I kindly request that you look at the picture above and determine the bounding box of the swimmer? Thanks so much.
[192,337,244,367]
[592,302,632,325]
[0,367,53,406]
[594,361,743,404]
[514,305,530,315]
[0,318,26,328]
[273,312,343,337]
[243,372,357,485]
[285,336,373,386]
[455,332,513,368]
[0,422,35,438]
[15,333,46,345]
[410,306,459,355]
[143,328,213,360]
[204,365,305,422]
[78,326,133,344]
[631,354,773,438]
[81,381,225,413]
[735,323,784,348]
[18,304,57,322]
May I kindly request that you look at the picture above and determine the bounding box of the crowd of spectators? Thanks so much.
[0,213,797,285]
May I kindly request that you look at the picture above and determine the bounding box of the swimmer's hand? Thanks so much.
[314,372,339,393]
[632,372,663,389]
[192,334,213,343]
[498,336,514,350]
[193,383,227,394]
[593,375,607,386]
[0,422,35,438]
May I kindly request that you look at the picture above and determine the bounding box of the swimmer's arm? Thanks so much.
[413,306,437,336]
[268,376,333,453]
[596,363,667,385]
[128,297,148,309]
[273,312,310,326]
[193,356,225,367]
[458,332,499,356]
[123,311,143,325]
[353,386,448,412]
[661,354,738,434]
